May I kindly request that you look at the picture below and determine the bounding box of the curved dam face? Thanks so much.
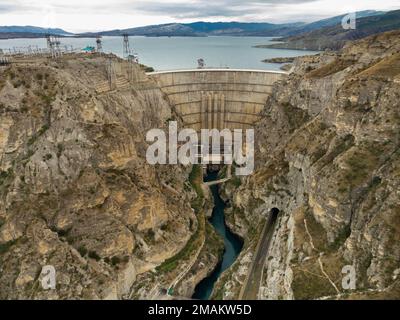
[148,69,287,131]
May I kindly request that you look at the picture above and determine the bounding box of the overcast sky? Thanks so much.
[0,0,399,32]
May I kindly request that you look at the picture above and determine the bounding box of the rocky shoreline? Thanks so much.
[262,57,296,64]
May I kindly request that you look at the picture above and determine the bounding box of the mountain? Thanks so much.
[0,10,390,39]
[80,11,382,37]
[96,23,199,37]
[276,10,385,36]
[79,21,304,37]
[257,9,400,51]
[180,21,304,35]
[0,26,71,35]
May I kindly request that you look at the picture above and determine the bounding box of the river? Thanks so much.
[192,171,243,300]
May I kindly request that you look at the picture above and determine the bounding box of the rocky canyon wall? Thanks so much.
[221,30,400,300]
[0,56,197,299]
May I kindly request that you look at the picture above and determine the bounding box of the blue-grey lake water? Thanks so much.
[0,36,318,71]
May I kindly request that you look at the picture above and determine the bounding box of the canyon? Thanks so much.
[0,30,399,300]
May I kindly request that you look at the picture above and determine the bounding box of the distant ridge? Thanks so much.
[79,11,383,37]
[0,26,71,35]
[258,9,400,51]
[0,10,392,40]
[80,21,305,37]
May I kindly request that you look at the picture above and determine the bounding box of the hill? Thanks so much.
[258,9,400,50]
[0,26,70,36]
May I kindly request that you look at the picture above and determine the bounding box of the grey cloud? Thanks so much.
[115,0,320,19]
[0,1,41,14]
[0,1,319,19]
[0,3,20,13]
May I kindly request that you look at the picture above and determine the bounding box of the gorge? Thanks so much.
[0,30,399,300]
[193,170,243,300]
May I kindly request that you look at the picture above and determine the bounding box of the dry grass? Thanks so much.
[306,58,355,79]
[357,53,400,79]
[336,143,382,194]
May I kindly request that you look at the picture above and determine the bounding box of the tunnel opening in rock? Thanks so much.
[271,208,280,217]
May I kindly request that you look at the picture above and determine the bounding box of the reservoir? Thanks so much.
[0,36,318,71]
[192,171,243,300]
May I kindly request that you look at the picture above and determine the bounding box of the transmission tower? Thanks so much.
[0,49,10,66]
[123,34,130,59]
[46,34,52,49]
[45,34,62,59]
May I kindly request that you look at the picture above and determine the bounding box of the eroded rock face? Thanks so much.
[0,56,196,299]
[222,31,400,300]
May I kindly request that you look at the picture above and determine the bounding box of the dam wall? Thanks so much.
[148,69,287,131]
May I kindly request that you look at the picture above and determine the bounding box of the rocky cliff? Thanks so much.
[0,55,198,299]
[220,30,400,300]
[1,30,399,301]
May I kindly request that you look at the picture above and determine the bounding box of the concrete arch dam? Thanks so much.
[148,69,287,131]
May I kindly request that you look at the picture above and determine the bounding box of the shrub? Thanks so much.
[88,250,101,261]
[0,240,17,254]
[43,153,53,161]
[57,143,64,158]
[111,256,121,265]
[77,246,87,256]
[189,164,204,198]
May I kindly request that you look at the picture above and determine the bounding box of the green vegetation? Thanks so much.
[218,166,228,179]
[292,261,338,299]
[307,58,354,78]
[230,175,242,188]
[77,246,88,256]
[43,153,53,161]
[111,256,121,266]
[204,221,224,259]
[328,225,351,252]
[189,164,203,198]
[304,209,329,251]
[27,124,50,146]
[57,143,64,158]
[0,169,13,186]
[156,212,205,273]
[139,64,155,73]
[281,102,310,132]
[144,229,156,245]
[189,164,204,214]
[156,165,206,273]
[317,134,354,169]
[88,250,101,261]
[40,93,55,107]
[0,240,16,255]
[337,143,382,194]
[357,53,400,79]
